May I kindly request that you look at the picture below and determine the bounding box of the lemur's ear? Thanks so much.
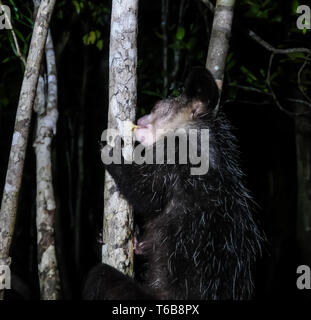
[184,67,219,109]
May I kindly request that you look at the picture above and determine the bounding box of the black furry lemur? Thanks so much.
[84,67,264,300]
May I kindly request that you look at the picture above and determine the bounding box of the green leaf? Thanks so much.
[171,89,180,97]
[14,28,26,44]
[271,15,282,23]
[142,90,162,97]
[240,66,257,82]
[0,97,10,107]
[288,52,307,60]
[176,27,185,41]
[2,57,11,64]
[96,39,103,51]
[95,30,101,38]
[83,31,97,45]
[292,0,299,13]
[89,31,96,44]
[269,72,279,82]
[185,38,196,50]
[83,34,88,45]
[260,69,265,77]
[17,18,33,29]
[8,0,16,7]
[24,15,34,27]
[7,32,17,56]
[226,58,236,71]
[57,10,64,20]
[73,0,80,14]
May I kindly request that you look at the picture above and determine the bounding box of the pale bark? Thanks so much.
[33,29,60,300]
[102,0,138,277]
[206,0,235,104]
[0,0,56,299]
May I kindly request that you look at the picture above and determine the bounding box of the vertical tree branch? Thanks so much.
[0,0,56,299]
[161,0,169,96]
[33,28,60,300]
[200,0,215,13]
[102,0,138,277]
[206,0,235,110]
[171,0,186,80]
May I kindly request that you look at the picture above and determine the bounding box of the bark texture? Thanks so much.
[206,0,235,94]
[33,29,60,300]
[102,0,138,277]
[0,0,56,299]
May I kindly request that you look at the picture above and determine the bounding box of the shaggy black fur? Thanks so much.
[83,67,264,300]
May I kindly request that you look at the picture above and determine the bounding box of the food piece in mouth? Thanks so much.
[130,122,139,132]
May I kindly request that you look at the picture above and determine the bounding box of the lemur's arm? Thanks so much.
[102,141,176,215]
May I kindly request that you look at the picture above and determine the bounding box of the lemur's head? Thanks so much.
[135,67,219,146]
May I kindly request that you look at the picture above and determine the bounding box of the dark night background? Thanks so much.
[0,0,311,300]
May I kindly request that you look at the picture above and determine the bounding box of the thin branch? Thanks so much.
[286,98,311,107]
[224,99,271,106]
[267,54,293,115]
[297,55,311,103]
[248,30,311,55]
[229,83,311,108]
[229,83,271,95]
[171,0,187,80]
[161,0,169,96]
[200,0,214,13]
[206,0,235,115]
[198,0,211,39]
[266,54,310,116]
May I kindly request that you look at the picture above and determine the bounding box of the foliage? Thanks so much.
[226,0,311,104]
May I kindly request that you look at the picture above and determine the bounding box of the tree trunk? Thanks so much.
[0,0,56,300]
[206,0,235,105]
[102,0,138,277]
[33,29,60,300]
